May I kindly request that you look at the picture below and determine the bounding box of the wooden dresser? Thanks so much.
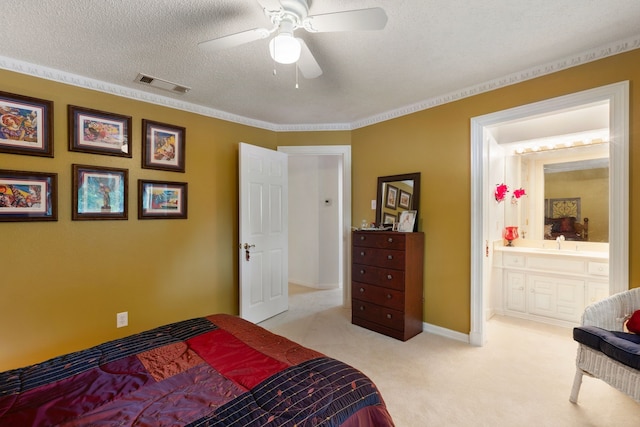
[351,231,424,341]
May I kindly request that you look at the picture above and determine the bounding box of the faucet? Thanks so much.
[556,235,565,250]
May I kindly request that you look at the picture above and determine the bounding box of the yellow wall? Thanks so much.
[2,48,639,371]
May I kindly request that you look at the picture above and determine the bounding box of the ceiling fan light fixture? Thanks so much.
[269,20,301,64]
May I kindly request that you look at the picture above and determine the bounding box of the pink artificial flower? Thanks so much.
[494,183,509,202]
[513,188,526,199]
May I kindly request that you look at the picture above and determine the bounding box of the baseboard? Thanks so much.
[422,321,470,343]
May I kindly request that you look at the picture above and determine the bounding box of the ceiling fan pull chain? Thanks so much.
[295,65,299,89]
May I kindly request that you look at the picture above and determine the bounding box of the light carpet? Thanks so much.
[259,284,639,426]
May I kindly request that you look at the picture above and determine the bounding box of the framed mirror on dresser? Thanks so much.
[375,172,421,231]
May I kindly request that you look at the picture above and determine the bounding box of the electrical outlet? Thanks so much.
[116,311,128,328]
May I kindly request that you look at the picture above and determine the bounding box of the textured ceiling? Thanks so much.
[1,0,639,130]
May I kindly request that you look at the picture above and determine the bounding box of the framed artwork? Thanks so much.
[383,212,397,225]
[0,169,57,221]
[0,91,53,157]
[398,210,417,232]
[384,184,398,209]
[142,119,186,172]
[68,105,132,157]
[72,164,128,220]
[399,190,411,209]
[138,180,188,219]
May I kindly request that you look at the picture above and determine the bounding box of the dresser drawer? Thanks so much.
[352,282,404,311]
[353,232,406,250]
[352,264,404,290]
[352,299,404,331]
[353,247,405,269]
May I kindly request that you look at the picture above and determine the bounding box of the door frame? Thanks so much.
[469,82,629,346]
[277,145,352,306]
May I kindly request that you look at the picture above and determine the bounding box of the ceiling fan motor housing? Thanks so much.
[271,0,310,28]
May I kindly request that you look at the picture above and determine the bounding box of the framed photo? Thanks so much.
[142,119,185,172]
[0,91,53,157]
[384,184,398,209]
[68,105,132,157]
[398,210,417,232]
[383,212,397,225]
[399,190,412,209]
[138,180,188,219]
[0,169,57,221]
[72,164,128,220]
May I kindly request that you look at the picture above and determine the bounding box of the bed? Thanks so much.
[0,314,394,426]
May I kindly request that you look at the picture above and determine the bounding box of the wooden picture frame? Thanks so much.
[142,119,185,172]
[0,169,57,221]
[68,105,132,157]
[385,184,398,209]
[138,180,188,219]
[72,164,128,220]
[399,189,411,209]
[383,212,397,225]
[398,210,417,232]
[0,91,53,157]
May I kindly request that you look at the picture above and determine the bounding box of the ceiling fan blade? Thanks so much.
[255,0,282,13]
[198,28,270,51]
[297,39,322,79]
[303,7,387,33]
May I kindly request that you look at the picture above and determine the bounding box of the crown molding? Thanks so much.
[1,34,639,132]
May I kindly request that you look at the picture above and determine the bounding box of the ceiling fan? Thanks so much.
[198,0,388,79]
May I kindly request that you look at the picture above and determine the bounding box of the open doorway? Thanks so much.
[469,82,629,346]
[277,145,352,307]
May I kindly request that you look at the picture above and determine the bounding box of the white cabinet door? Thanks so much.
[528,274,585,323]
[504,271,527,313]
[586,281,609,306]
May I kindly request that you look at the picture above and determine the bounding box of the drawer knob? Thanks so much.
[360,236,365,241]
[386,314,392,319]
[360,269,365,275]
[386,294,392,299]
[387,254,393,260]
[359,305,365,311]
[360,251,365,256]
[359,287,365,293]
[387,237,393,243]
[387,274,393,280]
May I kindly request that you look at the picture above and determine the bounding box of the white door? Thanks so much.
[239,142,288,323]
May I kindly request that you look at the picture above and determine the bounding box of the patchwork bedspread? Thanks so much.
[0,314,394,426]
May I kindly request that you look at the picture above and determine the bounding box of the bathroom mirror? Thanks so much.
[376,172,421,231]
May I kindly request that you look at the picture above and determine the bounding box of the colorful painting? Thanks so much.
[0,170,57,221]
[142,120,185,172]
[139,180,187,219]
[0,92,53,157]
[68,106,132,157]
[72,164,128,220]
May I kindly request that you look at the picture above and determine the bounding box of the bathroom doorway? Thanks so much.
[469,82,629,346]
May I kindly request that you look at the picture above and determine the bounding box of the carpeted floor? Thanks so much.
[259,283,639,426]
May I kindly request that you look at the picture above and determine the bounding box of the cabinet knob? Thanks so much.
[360,236,365,241]
[359,305,365,311]
[386,294,392,299]
[359,287,365,293]
[387,254,393,260]
[360,251,365,256]
[386,314,392,319]
[360,269,365,275]
[387,274,393,280]
[387,237,393,243]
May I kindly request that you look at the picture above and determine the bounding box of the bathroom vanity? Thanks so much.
[493,243,609,325]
